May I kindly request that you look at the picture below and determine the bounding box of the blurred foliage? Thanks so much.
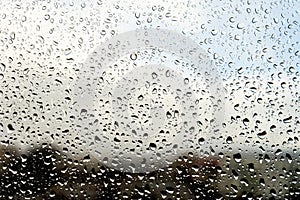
[0,144,299,199]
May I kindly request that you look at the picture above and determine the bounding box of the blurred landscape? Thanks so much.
[0,144,298,199]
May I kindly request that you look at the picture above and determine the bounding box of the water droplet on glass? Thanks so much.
[233,153,242,163]
[130,53,137,60]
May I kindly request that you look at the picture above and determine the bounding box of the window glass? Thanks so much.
[0,0,299,199]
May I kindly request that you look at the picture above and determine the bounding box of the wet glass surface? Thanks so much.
[0,0,299,199]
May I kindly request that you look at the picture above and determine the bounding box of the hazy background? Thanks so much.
[0,0,298,158]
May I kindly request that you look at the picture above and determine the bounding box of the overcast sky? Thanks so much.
[0,0,298,160]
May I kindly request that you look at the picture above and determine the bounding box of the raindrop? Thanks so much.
[183,78,189,84]
[274,149,282,156]
[233,153,242,163]
[7,124,15,132]
[242,118,249,126]
[211,29,218,36]
[147,17,152,23]
[165,70,170,77]
[149,143,157,150]
[166,111,172,119]
[259,178,265,186]
[257,130,267,138]
[198,137,205,145]
[0,63,5,72]
[135,12,140,18]
[130,53,137,60]
[137,95,144,101]
[80,109,88,116]
[247,163,255,172]
[270,125,276,132]
[286,153,292,163]
[152,72,158,79]
[283,116,292,123]
[237,23,245,29]
[226,136,233,144]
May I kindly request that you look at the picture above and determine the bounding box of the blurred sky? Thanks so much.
[0,0,299,156]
